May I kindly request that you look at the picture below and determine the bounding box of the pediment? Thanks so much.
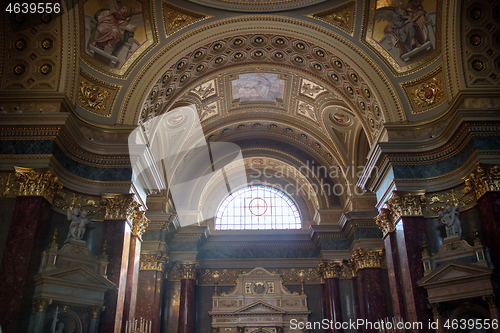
[35,264,115,289]
[243,267,276,278]
[417,261,493,287]
[234,301,285,315]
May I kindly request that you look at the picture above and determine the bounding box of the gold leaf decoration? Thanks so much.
[77,81,110,113]
[307,1,356,35]
[402,68,447,114]
[163,3,208,35]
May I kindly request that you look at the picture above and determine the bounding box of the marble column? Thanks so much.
[177,263,200,333]
[317,262,344,333]
[376,209,405,319]
[30,297,52,333]
[385,191,433,329]
[88,306,105,333]
[98,194,136,333]
[350,249,387,333]
[0,167,63,333]
[477,192,500,269]
[123,208,149,327]
[136,252,168,333]
[484,295,500,333]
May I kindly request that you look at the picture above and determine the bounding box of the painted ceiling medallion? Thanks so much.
[329,112,351,126]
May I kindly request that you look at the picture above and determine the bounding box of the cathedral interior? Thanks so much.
[0,0,500,332]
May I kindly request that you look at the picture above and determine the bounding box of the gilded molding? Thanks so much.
[140,252,169,272]
[100,193,138,220]
[348,248,384,273]
[375,207,395,237]
[163,2,210,36]
[14,167,64,204]
[197,268,320,285]
[463,164,500,200]
[317,261,344,279]
[32,297,52,313]
[53,190,102,216]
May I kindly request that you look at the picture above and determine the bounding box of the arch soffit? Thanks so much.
[121,17,404,133]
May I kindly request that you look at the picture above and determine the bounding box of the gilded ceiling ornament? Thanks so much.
[164,3,207,35]
[317,261,344,279]
[308,1,356,35]
[402,67,446,114]
[463,164,500,200]
[140,252,169,272]
[100,193,138,220]
[375,207,394,237]
[348,248,384,273]
[14,167,64,204]
[77,81,110,113]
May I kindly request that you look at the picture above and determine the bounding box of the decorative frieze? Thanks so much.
[317,261,344,280]
[14,167,64,204]
[463,164,500,200]
[348,248,384,273]
[385,191,426,221]
[140,252,168,272]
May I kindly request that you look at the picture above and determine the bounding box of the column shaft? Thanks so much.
[178,278,196,333]
[136,270,165,333]
[324,277,343,333]
[395,216,433,327]
[357,268,388,333]
[477,192,500,269]
[99,219,131,333]
[384,232,405,319]
[0,196,51,333]
[123,234,142,324]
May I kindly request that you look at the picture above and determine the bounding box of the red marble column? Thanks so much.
[177,263,199,333]
[99,219,131,333]
[351,276,360,321]
[0,196,52,333]
[356,268,388,333]
[477,192,500,269]
[324,277,344,333]
[395,216,433,328]
[178,278,196,333]
[123,234,142,324]
[384,232,405,319]
[136,253,167,333]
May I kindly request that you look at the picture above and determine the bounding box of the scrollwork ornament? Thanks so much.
[78,81,110,112]
[131,208,149,237]
[14,167,64,204]
[100,193,138,220]
[375,207,395,237]
[385,191,426,221]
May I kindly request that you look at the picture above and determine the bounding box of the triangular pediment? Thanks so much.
[243,267,276,278]
[35,264,115,289]
[417,261,493,287]
[233,301,285,315]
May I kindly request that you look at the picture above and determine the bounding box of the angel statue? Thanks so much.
[438,205,462,238]
[375,0,434,62]
[86,0,143,60]
[65,208,92,242]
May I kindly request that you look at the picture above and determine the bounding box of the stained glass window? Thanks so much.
[215,185,301,230]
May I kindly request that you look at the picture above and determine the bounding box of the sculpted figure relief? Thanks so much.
[65,207,92,242]
[439,205,462,238]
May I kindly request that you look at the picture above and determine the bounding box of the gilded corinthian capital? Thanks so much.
[178,262,200,280]
[317,261,344,279]
[14,167,64,204]
[463,164,500,200]
[348,248,384,273]
[100,193,138,220]
[140,252,169,272]
[385,190,426,221]
[375,207,395,237]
